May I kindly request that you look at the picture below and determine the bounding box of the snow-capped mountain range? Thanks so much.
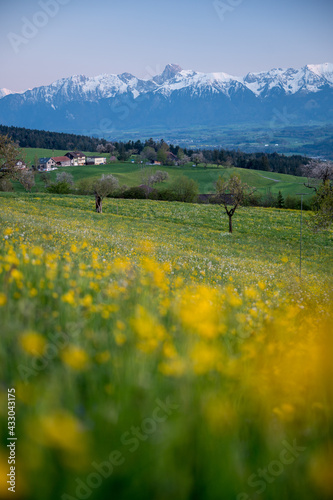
[0,63,332,137]
[2,63,333,102]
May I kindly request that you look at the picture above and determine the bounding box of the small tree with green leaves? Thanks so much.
[170,175,198,203]
[216,174,255,233]
[311,183,333,230]
[93,174,119,213]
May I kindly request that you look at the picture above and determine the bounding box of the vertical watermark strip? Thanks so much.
[7,388,16,493]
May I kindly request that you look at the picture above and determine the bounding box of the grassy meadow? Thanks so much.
[0,191,332,500]
[21,147,308,197]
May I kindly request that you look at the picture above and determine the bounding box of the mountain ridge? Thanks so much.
[0,63,332,140]
[1,62,333,102]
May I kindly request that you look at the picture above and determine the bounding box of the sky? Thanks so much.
[0,0,332,91]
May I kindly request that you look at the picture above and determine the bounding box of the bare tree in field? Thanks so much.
[216,174,255,233]
[18,170,35,192]
[93,174,119,213]
[302,161,333,192]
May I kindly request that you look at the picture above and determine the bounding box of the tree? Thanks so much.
[39,171,51,187]
[76,178,94,195]
[170,176,199,202]
[18,170,35,192]
[46,172,74,194]
[56,172,74,186]
[260,155,270,172]
[142,146,157,163]
[140,165,154,192]
[302,161,333,192]
[33,153,39,170]
[310,182,333,230]
[0,134,23,183]
[277,190,284,208]
[157,149,168,165]
[47,181,72,194]
[150,170,169,184]
[215,174,255,233]
[93,174,119,213]
[192,152,205,166]
[178,154,190,167]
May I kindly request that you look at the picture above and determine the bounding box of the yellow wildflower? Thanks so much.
[61,345,89,371]
[20,331,46,356]
[61,290,76,305]
[0,293,7,306]
[36,411,87,454]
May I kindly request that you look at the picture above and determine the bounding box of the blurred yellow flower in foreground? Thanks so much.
[131,305,166,353]
[179,285,225,339]
[20,331,46,356]
[0,293,7,306]
[34,411,87,454]
[61,345,89,371]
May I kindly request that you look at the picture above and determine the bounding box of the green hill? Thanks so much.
[22,147,308,197]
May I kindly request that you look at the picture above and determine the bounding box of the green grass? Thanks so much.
[21,147,309,197]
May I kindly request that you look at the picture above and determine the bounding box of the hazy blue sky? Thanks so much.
[1,0,332,91]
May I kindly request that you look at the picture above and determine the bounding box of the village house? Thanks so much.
[65,151,86,166]
[86,156,107,165]
[38,158,56,171]
[167,151,179,165]
[52,156,72,167]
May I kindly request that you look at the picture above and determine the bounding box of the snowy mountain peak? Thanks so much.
[153,64,183,85]
[0,88,14,99]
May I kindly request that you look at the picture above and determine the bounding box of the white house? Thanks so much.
[65,151,86,166]
[86,156,107,165]
[38,157,56,171]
